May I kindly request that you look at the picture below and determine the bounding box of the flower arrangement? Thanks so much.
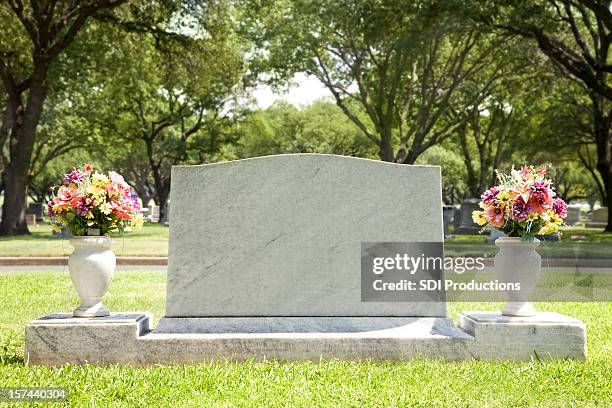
[47,164,144,236]
[472,165,568,238]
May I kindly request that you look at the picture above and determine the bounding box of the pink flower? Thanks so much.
[108,171,130,198]
[519,166,531,180]
[485,205,506,228]
[63,169,85,185]
[552,198,568,218]
[82,163,94,174]
[528,180,552,213]
[536,164,549,177]
[481,187,500,205]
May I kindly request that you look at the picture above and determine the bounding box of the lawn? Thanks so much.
[0,271,610,407]
[0,224,169,257]
[446,226,612,259]
[1,224,611,260]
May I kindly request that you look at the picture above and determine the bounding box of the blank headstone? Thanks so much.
[163,154,446,319]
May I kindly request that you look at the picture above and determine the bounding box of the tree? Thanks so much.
[96,15,245,222]
[454,50,546,197]
[234,100,377,159]
[474,0,612,230]
[0,0,129,235]
[415,144,467,204]
[242,0,509,163]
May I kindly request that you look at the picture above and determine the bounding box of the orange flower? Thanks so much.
[55,185,82,209]
[111,199,133,220]
[485,205,505,228]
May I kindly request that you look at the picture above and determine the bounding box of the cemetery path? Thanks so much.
[0,265,167,273]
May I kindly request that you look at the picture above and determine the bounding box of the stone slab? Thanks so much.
[167,154,445,318]
[25,311,587,365]
[154,317,469,335]
[26,313,473,365]
[25,313,151,365]
[458,312,586,361]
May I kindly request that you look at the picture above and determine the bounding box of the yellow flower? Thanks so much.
[87,184,105,197]
[91,173,110,189]
[130,213,144,230]
[538,222,557,235]
[472,210,487,226]
[99,202,112,215]
[495,190,513,206]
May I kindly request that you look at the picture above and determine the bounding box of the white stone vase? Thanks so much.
[494,237,541,317]
[68,236,115,317]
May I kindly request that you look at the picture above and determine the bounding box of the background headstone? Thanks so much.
[25,214,37,226]
[586,207,608,228]
[442,205,455,237]
[148,205,160,223]
[456,198,481,235]
[27,202,44,222]
[564,206,581,226]
[161,199,170,224]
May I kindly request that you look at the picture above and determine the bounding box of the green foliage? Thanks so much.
[416,145,467,204]
[234,100,378,159]
[241,0,513,163]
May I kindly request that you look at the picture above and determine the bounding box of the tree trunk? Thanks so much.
[379,128,394,162]
[592,94,612,232]
[158,193,168,224]
[0,65,49,235]
[598,162,612,232]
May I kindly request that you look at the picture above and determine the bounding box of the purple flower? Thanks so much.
[130,193,141,212]
[552,198,568,218]
[512,196,531,221]
[76,197,93,217]
[481,187,500,205]
[63,169,85,185]
[47,201,55,216]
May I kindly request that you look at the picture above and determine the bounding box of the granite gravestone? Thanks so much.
[565,206,581,226]
[456,198,481,234]
[442,205,455,237]
[158,154,446,331]
[586,207,608,228]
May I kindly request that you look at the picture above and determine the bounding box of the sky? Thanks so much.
[253,73,333,108]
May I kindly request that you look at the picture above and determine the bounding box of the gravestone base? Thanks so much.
[458,312,586,361]
[25,312,586,365]
[585,222,607,228]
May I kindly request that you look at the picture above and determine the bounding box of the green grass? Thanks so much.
[1,224,611,259]
[0,271,610,407]
[0,224,169,257]
[446,227,612,259]
[450,226,612,243]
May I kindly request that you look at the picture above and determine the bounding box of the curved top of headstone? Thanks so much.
[166,154,445,317]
